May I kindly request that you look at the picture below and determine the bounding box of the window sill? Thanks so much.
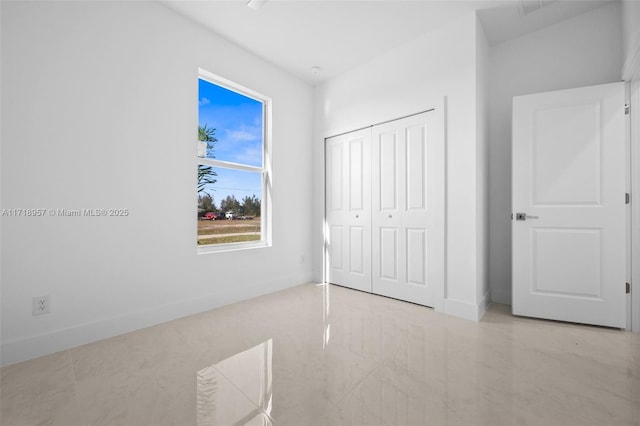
[197,240,270,255]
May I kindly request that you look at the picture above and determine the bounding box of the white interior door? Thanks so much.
[371,111,444,307]
[325,129,371,292]
[512,82,627,328]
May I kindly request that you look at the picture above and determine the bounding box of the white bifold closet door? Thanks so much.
[326,128,372,293]
[326,111,444,307]
[371,112,444,306]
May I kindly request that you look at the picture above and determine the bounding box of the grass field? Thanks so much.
[197,217,261,245]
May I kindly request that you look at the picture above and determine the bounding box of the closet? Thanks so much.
[325,110,444,307]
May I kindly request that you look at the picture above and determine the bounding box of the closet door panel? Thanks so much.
[406,124,427,211]
[326,139,347,285]
[328,142,344,212]
[373,126,403,292]
[406,228,427,286]
[349,139,365,210]
[329,225,345,270]
[379,227,399,280]
[379,131,399,211]
[326,129,371,292]
[373,112,440,307]
[346,133,372,291]
[403,122,430,292]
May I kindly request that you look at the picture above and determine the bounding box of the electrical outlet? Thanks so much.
[32,295,51,315]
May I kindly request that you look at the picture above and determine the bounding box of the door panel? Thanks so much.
[329,225,344,271]
[512,82,626,327]
[375,127,402,290]
[349,226,365,274]
[372,111,442,306]
[533,103,602,205]
[403,122,430,293]
[379,131,398,211]
[349,139,365,210]
[326,129,371,292]
[326,138,346,285]
[328,142,343,211]
[406,125,427,211]
[532,228,602,297]
[380,227,398,280]
[406,228,426,286]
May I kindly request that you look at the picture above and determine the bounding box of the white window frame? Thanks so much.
[197,68,272,254]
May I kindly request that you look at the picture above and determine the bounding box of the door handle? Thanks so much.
[515,213,538,221]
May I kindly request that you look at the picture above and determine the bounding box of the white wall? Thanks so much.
[476,17,491,307]
[488,2,623,304]
[313,13,489,320]
[0,1,314,366]
[623,0,640,65]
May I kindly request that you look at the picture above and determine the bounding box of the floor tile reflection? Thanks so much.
[1,282,639,426]
[204,339,273,422]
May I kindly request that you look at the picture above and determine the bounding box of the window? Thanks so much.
[197,69,271,252]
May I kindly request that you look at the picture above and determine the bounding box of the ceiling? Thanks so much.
[162,0,615,85]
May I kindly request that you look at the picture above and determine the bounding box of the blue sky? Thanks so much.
[199,78,263,207]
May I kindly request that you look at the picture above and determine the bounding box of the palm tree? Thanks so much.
[198,165,217,193]
[198,124,218,194]
[198,124,217,156]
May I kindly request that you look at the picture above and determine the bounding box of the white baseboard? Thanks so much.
[0,272,312,367]
[477,289,491,320]
[444,290,491,322]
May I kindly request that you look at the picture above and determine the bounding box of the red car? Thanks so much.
[201,212,220,220]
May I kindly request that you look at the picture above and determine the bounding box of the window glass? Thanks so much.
[198,79,263,167]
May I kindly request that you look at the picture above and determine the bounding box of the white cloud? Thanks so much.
[217,125,263,166]
[225,125,261,142]
[227,129,257,142]
[199,97,210,106]
[237,146,263,165]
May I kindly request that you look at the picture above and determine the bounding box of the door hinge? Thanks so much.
[626,193,630,204]
[626,282,631,294]
[625,104,630,115]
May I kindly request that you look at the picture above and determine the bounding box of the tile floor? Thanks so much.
[1,283,639,426]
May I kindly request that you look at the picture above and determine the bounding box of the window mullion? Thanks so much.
[198,158,263,173]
